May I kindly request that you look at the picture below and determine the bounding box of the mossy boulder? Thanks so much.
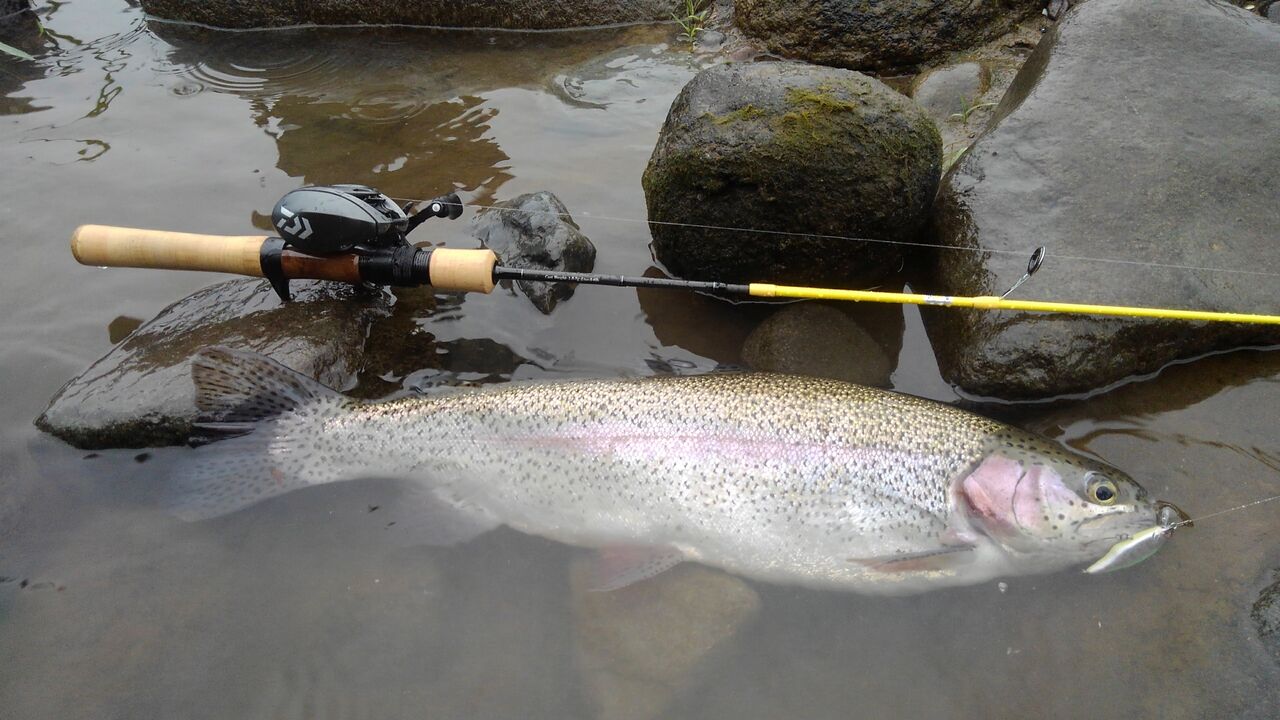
[735,0,1045,70]
[642,62,941,286]
[138,0,679,30]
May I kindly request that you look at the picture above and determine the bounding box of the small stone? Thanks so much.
[695,29,726,51]
[471,191,597,314]
[741,303,892,387]
[911,62,989,121]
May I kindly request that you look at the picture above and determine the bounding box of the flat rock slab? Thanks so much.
[735,0,1044,70]
[139,0,679,30]
[37,279,390,449]
[926,0,1280,399]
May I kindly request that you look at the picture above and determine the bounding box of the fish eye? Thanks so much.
[1087,475,1119,505]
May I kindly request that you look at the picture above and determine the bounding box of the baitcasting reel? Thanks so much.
[257,184,469,300]
[271,184,463,254]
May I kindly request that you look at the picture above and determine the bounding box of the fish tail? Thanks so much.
[166,346,355,521]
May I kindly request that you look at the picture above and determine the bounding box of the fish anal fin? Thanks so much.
[589,545,684,592]
[850,545,977,574]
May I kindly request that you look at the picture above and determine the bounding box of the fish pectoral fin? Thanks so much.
[851,545,977,573]
[588,545,685,592]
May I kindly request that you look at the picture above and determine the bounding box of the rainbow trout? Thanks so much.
[174,347,1185,594]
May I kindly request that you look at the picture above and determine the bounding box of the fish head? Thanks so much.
[954,435,1173,571]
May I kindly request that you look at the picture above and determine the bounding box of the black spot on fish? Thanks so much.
[368,505,380,513]
[83,453,100,460]
[134,452,151,463]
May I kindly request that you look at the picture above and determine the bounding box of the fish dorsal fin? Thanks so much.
[191,345,346,423]
[589,545,685,592]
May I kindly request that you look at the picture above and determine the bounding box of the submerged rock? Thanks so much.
[37,279,389,449]
[471,191,597,314]
[642,62,941,286]
[571,560,760,720]
[1254,570,1280,665]
[138,0,680,30]
[925,0,1280,399]
[741,303,893,387]
[734,0,1044,70]
[911,62,990,121]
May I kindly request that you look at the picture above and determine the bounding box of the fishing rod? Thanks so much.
[69,183,1280,325]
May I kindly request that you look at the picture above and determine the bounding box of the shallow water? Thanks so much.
[1,2,1278,718]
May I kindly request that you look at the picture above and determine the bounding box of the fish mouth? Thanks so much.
[1083,500,1191,574]
[1155,500,1192,528]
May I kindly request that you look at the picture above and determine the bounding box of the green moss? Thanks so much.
[783,85,861,114]
[702,104,768,125]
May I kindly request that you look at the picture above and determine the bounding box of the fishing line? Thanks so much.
[392,195,1280,281]
[1167,492,1280,529]
[397,193,1280,527]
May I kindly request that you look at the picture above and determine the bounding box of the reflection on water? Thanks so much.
[0,1,1278,718]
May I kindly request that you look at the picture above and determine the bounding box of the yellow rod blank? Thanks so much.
[748,284,1280,326]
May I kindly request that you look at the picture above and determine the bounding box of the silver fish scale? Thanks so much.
[330,373,1013,588]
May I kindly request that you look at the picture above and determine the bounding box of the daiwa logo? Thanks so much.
[275,206,313,240]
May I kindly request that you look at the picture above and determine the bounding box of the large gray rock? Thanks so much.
[642,62,941,286]
[925,0,1280,399]
[37,279,389,449]
[139,0,679,30]
[735,0,1044,70]
[471,191,597,314]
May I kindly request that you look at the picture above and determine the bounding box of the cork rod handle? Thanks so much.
[428,248,497,293]
[71,225,268,277]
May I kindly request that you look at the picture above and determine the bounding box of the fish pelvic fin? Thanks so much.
[191,345,345,426]
[168,347,355,521]
[588,546,685,592]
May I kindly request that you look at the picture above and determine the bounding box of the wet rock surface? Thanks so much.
[0,0,32,31]
[735,0,1044,70]
[471,191,597,314]
[571,560,761,720]
[139,0,679,30]
[911,62,989,121]
[37,279,389,449]
[925,0,1280,399]
[741,303,893,387]
[1254,570,1280,665]
[643,61,941,286]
